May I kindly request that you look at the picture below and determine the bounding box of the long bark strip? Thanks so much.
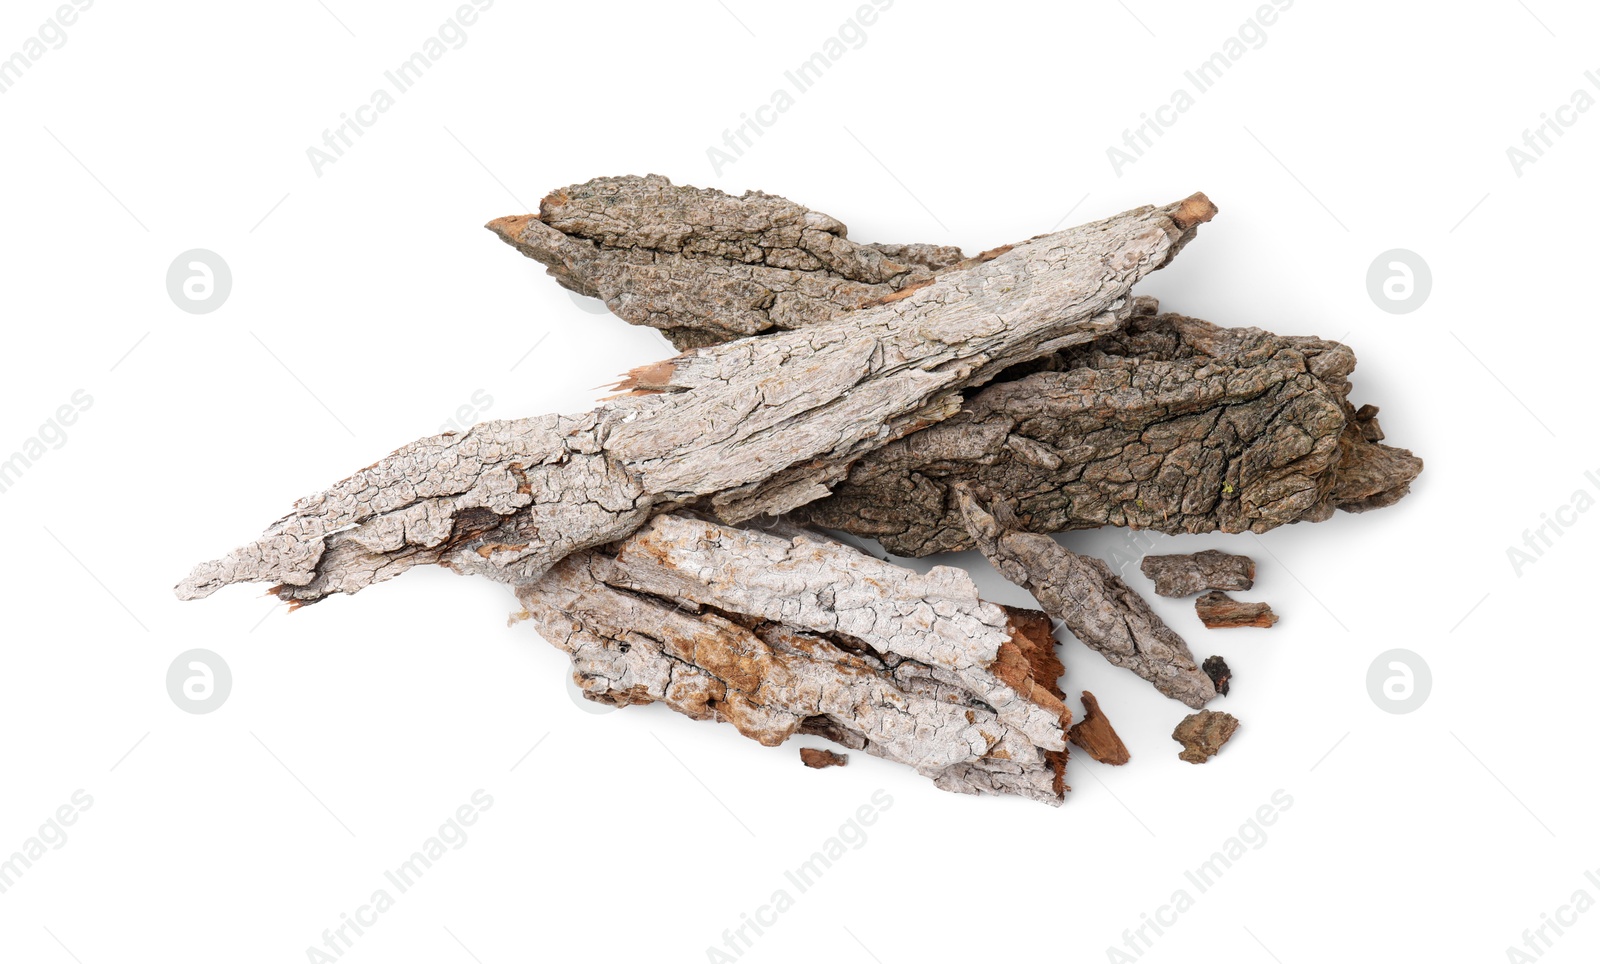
[953,485,1217,709]
[514,514,1072,805]
[178,194,1214,605]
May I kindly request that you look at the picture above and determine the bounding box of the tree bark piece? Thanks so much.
[952,485,1216,709]
[799,303,1422,554]
[1141,550,1256,598]
[514,513,1073,805]
[1202,655,1232,696]
[800,748,849,769]
[1173,710,1240,763]
[178,192,1213,605]
[1068,691,1131,766]
[487,174,966,350]
[1195,592,1278,628]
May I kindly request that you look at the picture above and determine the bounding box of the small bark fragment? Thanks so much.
[1067,691,1131,766]
[1173,710,1240,763]
[1195,592,1279,629]
[1141,550,1256,598]
[953,485,1216,709]
[800,748,849,769]
[1203,655,1232,696]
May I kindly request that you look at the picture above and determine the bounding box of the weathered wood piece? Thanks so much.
[177,192,1213,605]
[486,174,966,350]
[1173,710,1240,763]
[1195,592,1279,629]
[1141,550,1256,598]
[800,748,849,769]
[514,513,1073,805]
[801,304,1423,554]
[1068,691,1131,766]
[1203,655,1233,696]
[952,485,1216,709]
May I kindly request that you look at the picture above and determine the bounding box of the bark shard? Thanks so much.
[800,304,1422,554]
[1173,710,1240,763]
[952,485,1216,709]
[1068,691,1131,766]
[800,748,849,769]
[1195,591,1279,629]
[1141,550,1256,598]
[513,514,1072,805]
[179,192,1211,605]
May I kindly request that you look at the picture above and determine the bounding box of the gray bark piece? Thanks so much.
[178,193,1214,604]
[513,514,1071,805]
[1140,550,1256,598]
[953,485,1217,709]
[799,306,1423,554]
[486,175,964,350]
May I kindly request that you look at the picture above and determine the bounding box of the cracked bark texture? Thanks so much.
[953,485,1216,709]
[178,193,1213,605]
[1173,710,1240,763]
[1141,550,1256,597]
[513,514,1071,805]
[800,303,1423,555]
[487,175,968,350]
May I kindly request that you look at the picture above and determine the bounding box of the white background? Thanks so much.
[2,1,1596,961]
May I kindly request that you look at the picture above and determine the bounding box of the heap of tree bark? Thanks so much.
[177,175,1422,806]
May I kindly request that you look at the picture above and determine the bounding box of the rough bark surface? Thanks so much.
[178,193,1213,605]
[487,174,967,350]
[1142,550,1256,598]
[513,513,1072,805]
[1195,592,1279,628]
[800,302,1423,554]
[1173,710,1240,763]
[1068,691,1130,766]
[952,485,1216,709]
[800,748,849,769]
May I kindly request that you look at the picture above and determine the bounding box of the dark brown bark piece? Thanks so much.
[952,485,1216,708]
[799,305,1422,555]
[1195,592,1279,629]
[1203,655,1232,696]
[1141,550,1256,598]
[1067,691,1131,766]
[1173,710,1240,764]
[800,748,849,769]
